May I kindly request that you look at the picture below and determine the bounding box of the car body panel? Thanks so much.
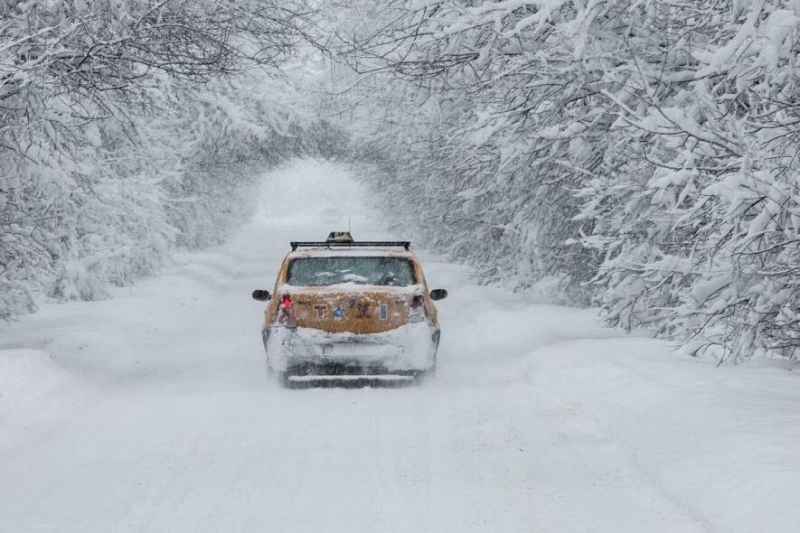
[277,285,420,334]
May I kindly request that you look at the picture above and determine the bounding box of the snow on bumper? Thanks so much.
[264,323,438,373]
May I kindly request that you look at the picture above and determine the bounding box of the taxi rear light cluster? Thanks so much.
[277,293,298,328]
[409,294,427,323]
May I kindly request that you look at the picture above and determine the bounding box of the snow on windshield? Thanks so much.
[287,256,416,287]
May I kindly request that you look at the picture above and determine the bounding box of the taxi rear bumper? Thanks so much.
[264,323,439,375]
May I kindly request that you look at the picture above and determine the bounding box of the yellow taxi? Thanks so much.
[252,233,447,385]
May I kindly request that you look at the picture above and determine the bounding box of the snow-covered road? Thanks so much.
[1,161,799,533]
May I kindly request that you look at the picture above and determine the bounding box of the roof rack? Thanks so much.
[290,241,411,252]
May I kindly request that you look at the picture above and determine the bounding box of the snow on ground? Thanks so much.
[1,159,799,532]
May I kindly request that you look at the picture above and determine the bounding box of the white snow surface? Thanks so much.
[1,159,799,532]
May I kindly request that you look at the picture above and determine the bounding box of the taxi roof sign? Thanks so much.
[327,231,354,243]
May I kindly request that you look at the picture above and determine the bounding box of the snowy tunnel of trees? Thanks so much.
[0,0,341,317]
[2,0,799,363]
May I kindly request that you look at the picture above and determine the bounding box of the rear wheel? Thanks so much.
[412,363,436,385]
[266,358,292,388]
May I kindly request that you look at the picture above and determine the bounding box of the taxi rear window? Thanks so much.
[287,256,416,287]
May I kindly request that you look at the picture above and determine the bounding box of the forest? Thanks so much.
[2,0,798,363]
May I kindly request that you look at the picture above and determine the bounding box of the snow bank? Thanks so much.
[0,348,72,411]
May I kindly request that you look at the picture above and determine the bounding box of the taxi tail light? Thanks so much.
[409,294,426,323]
[277,293,298,328]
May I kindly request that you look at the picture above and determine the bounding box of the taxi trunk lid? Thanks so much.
[283,286,419,334]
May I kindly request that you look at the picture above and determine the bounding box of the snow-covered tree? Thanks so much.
[0,0,338,317]
[319,0,800,361]
[579,0,800,361]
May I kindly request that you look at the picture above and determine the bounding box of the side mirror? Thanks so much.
[252,289,271,302]
[430,289,448,301]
